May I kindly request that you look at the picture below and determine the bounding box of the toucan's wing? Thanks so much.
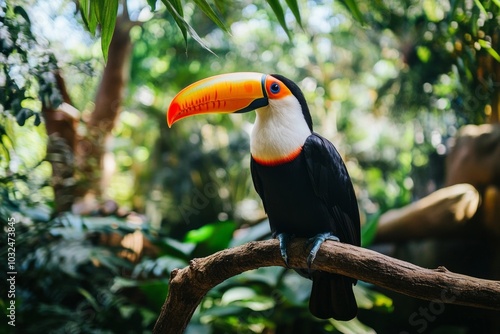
[304,133,360,320]
[303,133,360,247]
[250,157,264,201]
[250,156,270,224]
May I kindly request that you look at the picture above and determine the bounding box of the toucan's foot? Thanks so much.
[306,232,340,269]
[275,233,294,267]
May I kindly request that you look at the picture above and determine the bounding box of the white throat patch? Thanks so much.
[250,95,311,163]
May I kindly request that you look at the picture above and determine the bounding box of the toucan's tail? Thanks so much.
[309,271,357,320]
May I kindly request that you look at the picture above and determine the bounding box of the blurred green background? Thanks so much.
[1,0,499,333]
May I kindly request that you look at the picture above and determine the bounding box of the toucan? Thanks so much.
[167,72,360,320]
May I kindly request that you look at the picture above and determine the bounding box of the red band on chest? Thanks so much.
[252,146,303,166]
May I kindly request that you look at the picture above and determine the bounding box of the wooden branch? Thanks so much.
[153,239,500,334]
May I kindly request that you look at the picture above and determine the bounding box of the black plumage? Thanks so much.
[250,77,360,320]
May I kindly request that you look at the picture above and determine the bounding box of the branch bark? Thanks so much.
[153,239,500,334]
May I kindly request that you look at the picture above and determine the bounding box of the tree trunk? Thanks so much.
[42,72,79,213]
[75,14,135,204]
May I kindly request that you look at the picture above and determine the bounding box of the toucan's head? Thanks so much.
[167,72,312,131]
[167,72,314,165]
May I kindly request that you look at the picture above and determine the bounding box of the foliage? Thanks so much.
[360,0,500,122]
[77,0,364,57]
[0,3,55,217]
[0,210,161,333]
[79,0,118,60]
[2,0,499,333]
[1,206,391,334]
[0,2,62,127]
[0,1,60,223]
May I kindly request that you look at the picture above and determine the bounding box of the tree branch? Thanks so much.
[153,239,500,334]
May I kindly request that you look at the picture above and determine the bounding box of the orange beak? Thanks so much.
[166,72,269,127]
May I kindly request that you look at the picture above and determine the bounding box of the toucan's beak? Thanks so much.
[167,72,269,127]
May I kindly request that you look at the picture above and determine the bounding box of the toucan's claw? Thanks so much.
[276,233,293,267]
[306,232,340,269]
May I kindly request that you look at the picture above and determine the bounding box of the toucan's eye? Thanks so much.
[270,82,280,94]
[265,76,291,99]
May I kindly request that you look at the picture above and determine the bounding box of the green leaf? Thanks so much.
[155,237,196,258]
[221,287,257,305]
[199,304,246,318]
[162,0,187,46]
[470,8,480,36]
[212,0,227,15]
[233,267,285,287]
[96,0,119,61]
[473,0,488,15]
[192,0,229,33]
[77,0,118,60]
[138,279,170,310]
[162,238,195,256]
[79,0,97,34]
[283,0,302,27]
[147,0,158,11]
[281,271,311,305]
[163,0,217,55]
[361,214,379,247]
[339,0,365,25]
[448,0,461,22]
[354,283,393,312]
[13,5,31,24]
[77,287,101,311]
[229,219,271,247]
[266,0,292,39]
[478,39,500,62]
[185,221,236,256]
[330,316,376,333]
